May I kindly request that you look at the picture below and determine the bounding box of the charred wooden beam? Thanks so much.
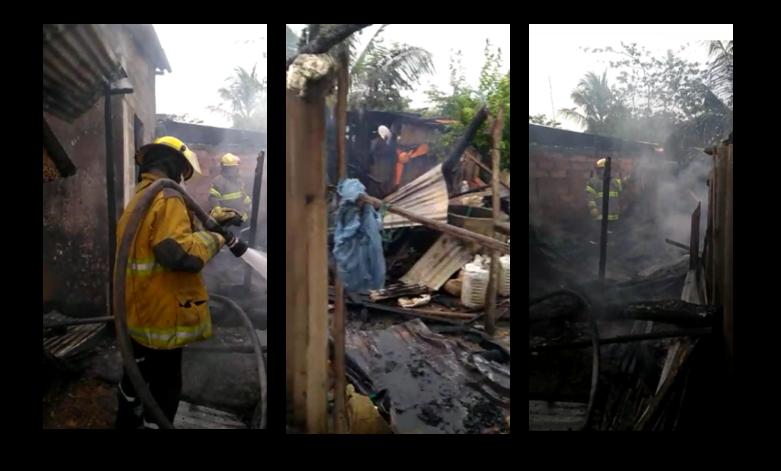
[442,106,489,181]
[529,328,712,353]
[603,300,720,327]
[286,24,372,70]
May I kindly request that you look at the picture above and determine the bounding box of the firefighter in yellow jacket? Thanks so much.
[115,136,247,429]
[586,158,630,244]
[209,154,252,226]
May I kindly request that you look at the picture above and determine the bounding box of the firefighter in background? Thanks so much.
[116,136,247,429]
[586,158,630,245]
[209,154,252,226]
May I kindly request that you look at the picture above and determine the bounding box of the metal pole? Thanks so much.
[105,90,117,319]
[598,156,612,280]
[244,150,266,292]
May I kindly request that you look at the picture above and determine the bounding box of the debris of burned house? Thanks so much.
[43,24,170,318]
[528,131,734,431]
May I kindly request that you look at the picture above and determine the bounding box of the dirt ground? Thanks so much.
[43,375,117,429]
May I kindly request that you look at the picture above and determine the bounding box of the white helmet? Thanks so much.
[378,125,392,142]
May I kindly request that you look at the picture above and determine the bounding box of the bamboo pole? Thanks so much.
[485,107,506,337]
[358,194,511,255]
[332,48,349,435]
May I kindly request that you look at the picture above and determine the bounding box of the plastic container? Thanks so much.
[461,263,489,308]
[499,255,511,297]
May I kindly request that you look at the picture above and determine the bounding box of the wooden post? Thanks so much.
[723,145,733,380]
[712,151,729,305]
[485,107,506,338]
[333,48,349,434]
[285,86,329,433]
[598,157,612,281]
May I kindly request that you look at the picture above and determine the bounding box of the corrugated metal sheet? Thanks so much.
[42,312,106,360]
[529,401,587,431]
[173,403,247,429]
[43,24,125,122]
[383,164,449,229]
[401,235,472,290]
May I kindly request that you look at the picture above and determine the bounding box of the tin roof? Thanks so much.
[43,24,126,122]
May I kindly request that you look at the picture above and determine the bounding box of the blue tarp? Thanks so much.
[333,179,386,292]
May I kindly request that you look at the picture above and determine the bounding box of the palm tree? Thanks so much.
[208,65,267,131]
[705,40,733,107]
[297,24,434,111]
[666,41,733,161]
[558,71,623,134]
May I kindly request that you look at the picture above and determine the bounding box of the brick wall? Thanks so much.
[185,145,264,212]
[529,144,642,231]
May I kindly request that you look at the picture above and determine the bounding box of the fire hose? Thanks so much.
[113,178,268,430]
[529,289,599,431]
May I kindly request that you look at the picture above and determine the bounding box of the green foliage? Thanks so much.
[208,65,267,132]
[347,25,434,111]
[560,42,733,159]
[426,41,511,170]
[297,24,435,112]
[529,114,561,127]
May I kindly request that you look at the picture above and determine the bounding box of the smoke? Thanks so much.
[653,155,710,247]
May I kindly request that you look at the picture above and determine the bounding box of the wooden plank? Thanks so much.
[286,90,308,423]
[302,88,329,434]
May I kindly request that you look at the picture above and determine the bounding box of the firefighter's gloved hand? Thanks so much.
[211,208,243,228]
[590,208,600,218]
[225,234,249,258]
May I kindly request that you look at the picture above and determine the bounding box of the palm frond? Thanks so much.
[557,108,589,130]
[352,24,390,73]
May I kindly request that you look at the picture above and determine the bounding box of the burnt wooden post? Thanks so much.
[485,107,506,337]
[723,145,733,381]
[598,156,612,280]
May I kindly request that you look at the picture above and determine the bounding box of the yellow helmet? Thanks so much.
[136,136,202,181]
[596,158,607,168]
[221,153,241,167]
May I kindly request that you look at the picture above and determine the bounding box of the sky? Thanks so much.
[529,24,732,131]
[288,24,511,109]
[154,24,267,127]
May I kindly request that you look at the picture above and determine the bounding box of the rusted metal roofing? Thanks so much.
[383,164,449,229]
[42,312,106,360]
[401,235,472,290]
[43,24,125,122]
[173,403,247,429]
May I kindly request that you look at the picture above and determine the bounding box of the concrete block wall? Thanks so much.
[185,145,264,212]
[528,144,641,230]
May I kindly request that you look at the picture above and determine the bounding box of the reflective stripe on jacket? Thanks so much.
[209,175,252,219]
[116,172,225,350]
[586,177,623,220]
